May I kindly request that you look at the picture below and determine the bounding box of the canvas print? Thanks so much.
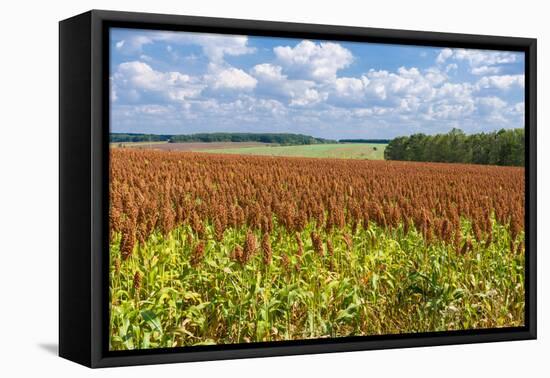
[108,28,526,351]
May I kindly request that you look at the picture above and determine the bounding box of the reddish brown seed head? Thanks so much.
[133,271,142,291]
[310,232,324,256]
[281,253,290,271]
[120,222,136,260]
[243,230,258,264]
[343,233,353,250]
[114,258,121,274]
[327,239,334,257]
[262,233,272,266]
[295,232,303,258]
[190,241,206,267]
[231,245,244,264]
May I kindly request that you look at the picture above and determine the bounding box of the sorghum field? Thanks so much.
[109,149,525,351]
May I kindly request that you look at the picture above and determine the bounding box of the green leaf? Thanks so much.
[141,309,163,335]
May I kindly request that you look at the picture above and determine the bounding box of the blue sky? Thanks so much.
[110,28,525,139]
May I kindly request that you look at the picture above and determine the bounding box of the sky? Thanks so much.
[110,28,525,139]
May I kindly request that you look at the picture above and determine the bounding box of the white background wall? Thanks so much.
[0,0,546,376]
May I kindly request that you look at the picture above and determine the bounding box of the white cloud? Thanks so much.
[327,66,484,123]
[477,96,507,110]
[436,48,453,64]
[335,69,481,122]
[252,98,287,116]
[430,102,476,120]
[116,61,189,91]
[333,77,368,98]
[214,96,288,117]
[436,82,474,100]
[475,96,510,123]
[512,102,525,114]
[111,61,204,102]
[274,40,353,81]
[290,88,326,107]
[117,31,255,63]
[251,63,286,82]
[437,48,520,75]
[182,34,255,63]
[453,48,518,66]
[110,77,118,102]
[476,74,525,90]
[445,63,458,73]
[470,65,501,75]
[111,32,525,137]
[116,35,153,54]
[251,63,327,106]
[207,65,257,91]
[132,104,172,115]
[360,67,441,102]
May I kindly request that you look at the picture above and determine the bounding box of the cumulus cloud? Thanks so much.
[274,40,353,81]
[476,74,525,90]
[326,65,484,123]
[437,47,521,76]
[477,96,507,111]
[112,95,293,134]
[445,63,458,73]
[116,31,255,63]
[110,77,118,102]
[453,48,518,66]
[512,102,525,115]
[111,61,204,102]
[289,89,327,107]
[207,65,257,91]
[251,63,286,82]
[114,35,152,54]
[359,67,442,102]
[110,29,525,137]
[251,63,327,106]
[436,48,453,64]
[331,68,490,122]
[475,96,512,123]
[333,77,369,99]
[470,65,501,75]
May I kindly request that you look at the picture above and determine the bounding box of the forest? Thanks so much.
[169,132,335,145]
[384,128,525,166]
[110,132,335,145]
[110,133,172,143]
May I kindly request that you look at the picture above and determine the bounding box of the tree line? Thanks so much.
[169,132,335,145]
[110,132,335,145]
[384,128,525,166]
[110,133,171,143]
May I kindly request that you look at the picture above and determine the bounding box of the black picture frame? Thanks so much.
[59,9,537,368]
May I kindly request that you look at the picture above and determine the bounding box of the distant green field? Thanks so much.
[202,143,387,160]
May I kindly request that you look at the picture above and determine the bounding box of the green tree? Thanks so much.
[385,128,524,167]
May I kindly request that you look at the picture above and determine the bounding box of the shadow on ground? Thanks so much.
[38,343,58,355]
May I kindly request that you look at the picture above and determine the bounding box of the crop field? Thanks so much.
[109,149,525,350]
[202,143,386,160]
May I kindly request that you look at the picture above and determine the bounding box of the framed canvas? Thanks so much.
[59,9,537,368]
